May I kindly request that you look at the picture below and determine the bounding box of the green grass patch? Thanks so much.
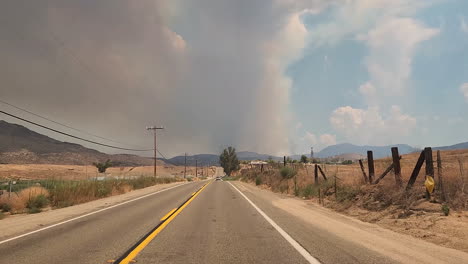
[280,167,297,179]
[255,176,262,186]
[26,194,49,209]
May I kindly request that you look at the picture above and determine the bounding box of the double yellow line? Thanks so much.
[115,181,212,264]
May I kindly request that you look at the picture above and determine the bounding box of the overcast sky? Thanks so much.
[1,0,467,157]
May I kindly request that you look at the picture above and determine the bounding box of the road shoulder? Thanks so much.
[232,181,468,264]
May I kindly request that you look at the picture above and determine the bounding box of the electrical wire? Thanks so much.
[0,110,153,152]
[0,99,144,149]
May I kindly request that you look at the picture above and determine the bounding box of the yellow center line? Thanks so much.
[118,181,212,264]
[160,208,177,221]
[191,192,196,196]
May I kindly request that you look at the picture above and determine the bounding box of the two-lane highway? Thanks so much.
[0,180,312,264]
[2,179,468,264]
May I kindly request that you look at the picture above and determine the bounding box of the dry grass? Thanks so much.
[0,177,183,216]
[240,149,468,211]
[0,186,49,213]
[0,164,216,181]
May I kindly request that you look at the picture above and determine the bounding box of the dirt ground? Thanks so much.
[0,164,216,180]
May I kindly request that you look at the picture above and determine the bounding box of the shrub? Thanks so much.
[442,204,450,216]
[93,159,112,173]
[280,167,297,179]
[0,202,11,212]
[301,184,316,198]
[337,185,360,202]
[187,177,193,182]
[28,207,42,214]
[255,176,262,186]
[26,194,49,209]
[341,160,353,165]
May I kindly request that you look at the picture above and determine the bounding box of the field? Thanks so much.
[0,164,216,181]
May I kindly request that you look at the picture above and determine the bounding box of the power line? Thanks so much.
[0,110,153,152]
[0,99,144,149]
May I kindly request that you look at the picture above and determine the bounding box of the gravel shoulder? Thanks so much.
[234,181,468,264]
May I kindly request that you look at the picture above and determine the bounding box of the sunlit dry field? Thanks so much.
[0,164,215,180]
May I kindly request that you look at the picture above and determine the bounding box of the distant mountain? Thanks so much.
[164,154,219,167]
[289,143,419,160]
[434,142,468,151]
[165,151,284,166]
[0,120,157,166]
[316,143,419,159]
[236,151,282,161]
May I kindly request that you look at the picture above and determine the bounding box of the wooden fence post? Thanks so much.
[317,165,328,180]
[367,151,375,184]
[425,147,434,199]
[359,160,368,183]
[406,150,425,190]
[284,156,286,167]
[314,164,318,185]
[334,175,338,199]
[437,150,446,202]
[391,147,403,187]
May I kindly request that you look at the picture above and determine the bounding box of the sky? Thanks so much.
[0,0,467,157]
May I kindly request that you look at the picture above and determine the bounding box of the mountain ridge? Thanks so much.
[0,120,156,166]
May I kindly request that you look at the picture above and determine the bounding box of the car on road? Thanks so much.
[215,176,222,181]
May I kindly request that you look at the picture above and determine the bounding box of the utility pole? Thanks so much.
[195,159,198,177]
[146,126,164,177]
[184,153,187,179]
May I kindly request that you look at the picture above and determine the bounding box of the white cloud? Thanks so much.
[358,82,377,104]
[301,131,336,152]
[461,83,468,102]
[309,0,434,47]
[304,131,317,145]
[461,17,468,33]
[362,18,439,97]
[330,105,416,145]
[320,134,336,146]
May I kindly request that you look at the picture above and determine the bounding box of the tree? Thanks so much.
[219,147,240,176]
[93,159,112,173]
[300,155,309,163]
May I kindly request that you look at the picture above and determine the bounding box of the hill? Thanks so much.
[315,143,419,159]
[434,142,468,151]
[164,154,220,167]
[0,120,156,166]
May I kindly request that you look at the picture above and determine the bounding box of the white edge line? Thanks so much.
[0,181,195,245]
[228,182,321,264]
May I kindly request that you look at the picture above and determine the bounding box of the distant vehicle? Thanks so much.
[215,177,222,181]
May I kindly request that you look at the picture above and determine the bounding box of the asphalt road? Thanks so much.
[1,179,467,264]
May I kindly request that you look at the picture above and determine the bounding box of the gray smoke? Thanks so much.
[0,0,327,157]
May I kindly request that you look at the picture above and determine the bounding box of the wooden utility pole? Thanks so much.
[391,147,403,187]
[195,159,198,177]
[146,126,164,177]
[367,151,375,184]
[184,153,187,179]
